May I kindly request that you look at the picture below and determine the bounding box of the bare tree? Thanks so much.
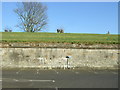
[14,2,47,32]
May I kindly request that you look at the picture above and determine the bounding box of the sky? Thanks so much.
[1,2,118,34]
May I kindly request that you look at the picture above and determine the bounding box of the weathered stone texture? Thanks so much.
[1,48,119,69]
[0,43,119,49]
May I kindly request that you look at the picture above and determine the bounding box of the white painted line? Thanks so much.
[29,80,55,82]
[13,79,19,81]
[13,79,19,82]
[12,79,55,83]
[0,80,2,81]
[53,80,55,82]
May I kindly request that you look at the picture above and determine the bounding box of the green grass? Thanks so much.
[1,32,119,44]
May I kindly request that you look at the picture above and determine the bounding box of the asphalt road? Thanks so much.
[1,68,118,88]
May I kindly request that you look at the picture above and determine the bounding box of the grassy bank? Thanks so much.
[1,32,119,44]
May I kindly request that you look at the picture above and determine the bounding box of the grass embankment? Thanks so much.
[1,32,119,44]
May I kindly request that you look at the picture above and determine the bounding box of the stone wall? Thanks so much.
[1,48,119,69]
[1,43,118,49]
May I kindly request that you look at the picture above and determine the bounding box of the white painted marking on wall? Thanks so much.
[37,57,46,64]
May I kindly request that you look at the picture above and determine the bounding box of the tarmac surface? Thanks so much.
[1,68,118,88]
